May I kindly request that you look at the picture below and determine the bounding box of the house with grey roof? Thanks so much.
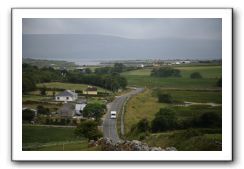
[55,90,78,102]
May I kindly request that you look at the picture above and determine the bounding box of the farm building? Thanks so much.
[83,86,98,95]
[55,90,78,102]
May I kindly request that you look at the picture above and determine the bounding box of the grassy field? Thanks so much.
[121,65,221,89]
[37,82,110,93]
[153,89,222,104]
[122,65,221,78]
[124,76,220,89]
[22,125,98,151]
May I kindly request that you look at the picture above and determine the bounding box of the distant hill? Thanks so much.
[23,58,77,68]
[22,34,222,61]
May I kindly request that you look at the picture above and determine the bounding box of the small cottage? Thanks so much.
[55,90,78,102]
[83,86,98,95]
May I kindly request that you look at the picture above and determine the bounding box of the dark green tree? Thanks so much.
[75,120,102,140]
[22,109,35,122]
[217,78,222,87]
[190,72,203,79]
[22,76,36,94]
[151,108,177,132]
[151,67,181,77]
[158,93,173,103]
[40,86,47,96]
[36,105,50,115]
[83,103,106,121]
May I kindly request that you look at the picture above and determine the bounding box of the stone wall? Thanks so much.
[89,138,177,151]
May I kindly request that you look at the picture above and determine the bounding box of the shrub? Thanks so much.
[151,67,181,77]
[36,105,50,115]
[131,118,150,134]
[151,108,177,132]
[217,78,222,87]
[22,109,35,122]
[198,112,222,128]
[158,93,173,103]
[40,86,47,96]
[190,72,202,79]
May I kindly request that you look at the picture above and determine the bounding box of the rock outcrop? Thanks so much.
[88,138,177,151]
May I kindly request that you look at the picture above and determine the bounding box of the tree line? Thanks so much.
[23,63,128,93]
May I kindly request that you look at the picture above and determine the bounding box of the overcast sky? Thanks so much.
[22,18,222,61]
[23,18,222,40]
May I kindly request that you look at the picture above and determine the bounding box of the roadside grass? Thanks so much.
[124,89,167,134]
[144,129,222,151]
[37,82,110,93]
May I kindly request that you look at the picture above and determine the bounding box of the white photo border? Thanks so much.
[12,8,233,161]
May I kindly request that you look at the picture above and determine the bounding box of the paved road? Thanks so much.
[102,88,144,143]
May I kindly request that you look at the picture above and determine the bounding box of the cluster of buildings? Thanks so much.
[54,86,98,118]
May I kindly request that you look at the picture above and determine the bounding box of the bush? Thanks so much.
[75,120,102,140]
[36,105,50,115]
[198,112,222,128]
[190,72,202,79]
[22,109,35,122]
[151,108,177,132]
[158,93,173,103]
[22,76,36,94]
[151,67,181,77]
[40,86,47,96]
[131,118,150,134]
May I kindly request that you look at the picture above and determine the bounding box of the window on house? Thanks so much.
[66,97,69,100]
[57,97,60,100]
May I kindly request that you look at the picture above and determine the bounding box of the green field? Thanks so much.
[22,125,96,151]
[153,89,222,104]
[121,65,221,89]
[37,82,110,93]
[122,65,221,78]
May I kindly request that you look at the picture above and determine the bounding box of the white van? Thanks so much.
[110,111,117,119]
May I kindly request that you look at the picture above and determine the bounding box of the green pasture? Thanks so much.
[22,125,96,151]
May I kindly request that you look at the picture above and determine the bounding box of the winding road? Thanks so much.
[102,88,144,143]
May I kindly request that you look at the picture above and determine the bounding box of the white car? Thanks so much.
[110,111,117,119]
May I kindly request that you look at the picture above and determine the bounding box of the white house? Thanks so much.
[55,90,78,102]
